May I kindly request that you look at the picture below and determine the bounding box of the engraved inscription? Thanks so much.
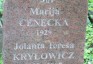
[39,0,55,3]
[3,0,87,64]
[14,43,74,50]
[19,19,68,27]
[13,52,74,60]
[30,8,60,16]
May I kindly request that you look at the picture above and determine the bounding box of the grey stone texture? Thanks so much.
[3,0,87,64]
[0,28,2,53]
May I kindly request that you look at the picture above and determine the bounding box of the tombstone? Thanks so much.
[3,0,87,64]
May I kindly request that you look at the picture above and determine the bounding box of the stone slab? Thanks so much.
[3,0,87,64]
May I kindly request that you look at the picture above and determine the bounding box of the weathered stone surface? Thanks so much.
[3,0,87,64]
[0,28,2,53]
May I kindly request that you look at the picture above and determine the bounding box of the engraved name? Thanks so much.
[14,43,74,50]
[30,8,60,16]
[13,52,74,60]
[19,19,68,27]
